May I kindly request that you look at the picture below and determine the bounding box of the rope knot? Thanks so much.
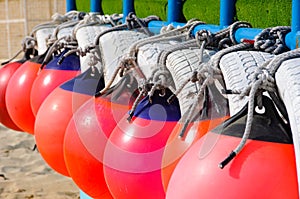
[237,67,275,101]
[46,35,59,47]
[121,56,137,71]
[21,36,36,51]
[255,67,271,81]
[196,29,213,46]
[51,13,69,23]
[190,71,198,82]
[229,21,252,44]
[254,26,291,54]
[160,24,176,34]
[87,51,101,68]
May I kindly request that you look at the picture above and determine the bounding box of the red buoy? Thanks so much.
[64,74,137,198]
[166,96,298,199]
[30,50,80,115]
[6,55,45,134]
[103,88,181,199]
[161,84,229,191]
[34,67,104,176]
[0,61,24,131]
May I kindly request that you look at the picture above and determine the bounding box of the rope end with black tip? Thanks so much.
[219,151,236,169]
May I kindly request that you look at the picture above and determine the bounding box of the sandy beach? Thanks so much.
[0,124,80,199]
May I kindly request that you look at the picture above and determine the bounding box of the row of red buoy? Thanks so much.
[0,18,299,199]
[0,60,24,131]
[166,96,298,199]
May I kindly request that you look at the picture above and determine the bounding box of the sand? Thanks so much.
[0,124,80,199]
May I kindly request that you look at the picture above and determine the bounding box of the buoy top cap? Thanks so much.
[133,89,181,121]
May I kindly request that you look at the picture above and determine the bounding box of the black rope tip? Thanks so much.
[219,151,236,169]
[40,62,46,70]
[1,61,9,65]
[94,91,101,97]
[221,89,234,95]
[32,144,37,151]
[178,120,190,138]
[94,90,105,97]
[57,57,65,65]
[127,112,134,123]
[167,94,176,104]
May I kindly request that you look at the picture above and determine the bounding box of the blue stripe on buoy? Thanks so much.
[59,67,105,95]
[45,49,80,71]
[133,89,181,121]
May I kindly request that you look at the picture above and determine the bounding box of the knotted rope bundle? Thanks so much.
[219,47,300,169]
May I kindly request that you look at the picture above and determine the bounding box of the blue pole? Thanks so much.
[219,0,236,27]
[123,0,135,22]
[66,0,77,12]
[285,0,300,49]
[90,0,103,14]
[291,0,300,33]
[167,0,185,23]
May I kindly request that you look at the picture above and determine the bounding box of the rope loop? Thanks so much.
[30,12,75,36]
[149,83,166,104]
[229,21,252,44]
[93,13,158,46]
[71,13,107,38]
[160,24,176,34]
[196,29,213,46]
[220,48,300,169]
[51,13,69,23]
[42,35,78,67]
[254,26,291,54]
[127,79,154,121]
[97,56,138,96]
[237,67,276,100]
[125,13,159,36]
[186,20,206,39]
[1,36,37,65]
[219,54,292,169]
[86,47,101,69]
[145,65,175,99]
[21,36,37,52]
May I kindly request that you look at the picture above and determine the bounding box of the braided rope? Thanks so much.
[154,23,253,108]
[219,47,300,169]
[127,78,152,121]
[193,21,252,49]
[122,21,205,117]
[97,56,138,95]
[164,36,253,139]
[169,42,253,103]
[104,14,123,26]
[29,12,77,36]
[178,69,219,135]
[254,26,291,54]
[46,20,81,47]
[127,89,147,121]
[128,20,204,57]
[229,21,252,44]
[131,14,153,36]
[71,14,108,40]
[42,35,78,67]
[98,20,202,96]
[143,38,202,103]
[149,39,200,98]
[1,36,37,65]
[92,13,158,46]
